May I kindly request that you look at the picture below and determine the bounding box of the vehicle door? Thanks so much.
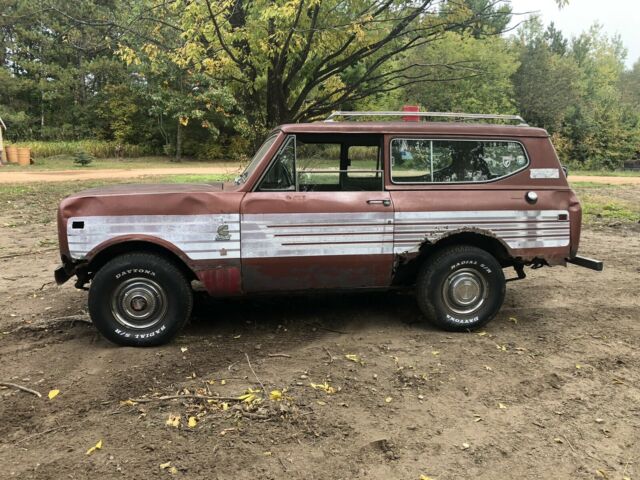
[240,134,394,292]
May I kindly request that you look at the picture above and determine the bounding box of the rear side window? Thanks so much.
[391,139,528,183]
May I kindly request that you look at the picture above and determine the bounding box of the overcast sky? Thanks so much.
[508,0,639,68]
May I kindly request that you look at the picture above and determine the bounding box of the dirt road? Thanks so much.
[0,183,638,479]
[0,166,237,183]
[0,166,638,184]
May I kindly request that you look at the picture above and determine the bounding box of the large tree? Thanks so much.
[95,0,516,129]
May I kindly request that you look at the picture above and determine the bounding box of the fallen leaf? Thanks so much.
[461,442,470,450]
[316,400,327,406]
[431,351,440,356]
[269,390,282,401]
[188,416,197,428]
[86,439,103,455]
[263,451,272,456]
[575,364,581,369]
[166,414,181,428]
[496,344,507,351]
[180,347,188,353]
[509,317,518,324]
[310,382,336,394]
[484,365,493,371]
[345,354,361,363]
[385,396,393,403]
[220,379,226,385]
[477,331,487,336]
[498,403,507,409]
[420,475,435,480]
[120,399,137,407]
[237,388,262,404]
[160,462,172,470]
[221,402,229,411]
[595,469,609,479]
[169,466,178,474]
[48,389,60,400]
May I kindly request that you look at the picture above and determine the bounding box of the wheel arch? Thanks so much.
[85,238,198,282]
[393,230,514,286]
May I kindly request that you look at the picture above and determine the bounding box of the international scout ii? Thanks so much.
[55,111,602,346]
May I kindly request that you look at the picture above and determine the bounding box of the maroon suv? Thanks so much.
[55,111,602,346]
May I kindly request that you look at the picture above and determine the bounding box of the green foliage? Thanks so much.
[13,141,151,159]
[0,1,639,170]
[401,32,519,114]
[73,150,94,167]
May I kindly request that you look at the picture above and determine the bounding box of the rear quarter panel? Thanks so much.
[385,135,578,265]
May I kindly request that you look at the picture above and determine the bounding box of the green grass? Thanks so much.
[581,199,639,222]
[570,181,619,188]
[569,169,640,177]
[1,155,242,171]
[573,183,640,224]
[155,174,234,183]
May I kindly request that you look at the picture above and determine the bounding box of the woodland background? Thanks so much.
[1,0,639,168]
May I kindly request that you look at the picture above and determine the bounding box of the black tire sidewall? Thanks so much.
[88,253,192,346]
[418,246,505,331]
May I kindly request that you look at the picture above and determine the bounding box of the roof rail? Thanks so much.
[324,110,528,126]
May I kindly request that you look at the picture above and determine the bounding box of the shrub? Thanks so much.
[73,150,94,167]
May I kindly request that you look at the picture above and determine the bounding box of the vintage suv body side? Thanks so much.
[55,118,601,346]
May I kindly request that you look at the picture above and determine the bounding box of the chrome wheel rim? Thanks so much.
[111,277,167,330]
[441,268,488,315]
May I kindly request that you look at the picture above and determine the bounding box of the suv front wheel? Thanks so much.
[416,245,506,331]
[88,252,193,346]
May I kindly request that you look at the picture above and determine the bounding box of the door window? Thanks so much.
[258,135,383,191]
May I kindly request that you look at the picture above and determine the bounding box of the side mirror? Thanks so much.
[561,165,568,177]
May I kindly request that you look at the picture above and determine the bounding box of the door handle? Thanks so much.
[367,199,391,207]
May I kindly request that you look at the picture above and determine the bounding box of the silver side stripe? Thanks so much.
[241,212,394,258]
[393,210,569,253]
[67,214,240,261]
[67,210,569,261]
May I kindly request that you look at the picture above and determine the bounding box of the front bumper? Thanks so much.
[54,264,73,285]
[54,256,84,285]
[566,255,603,271]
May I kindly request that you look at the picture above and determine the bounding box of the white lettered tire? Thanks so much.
[416,245,506,331]
[88,252,193,346]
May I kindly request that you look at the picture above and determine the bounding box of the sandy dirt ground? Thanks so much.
[0,166,639,185]
[0,183,638,479]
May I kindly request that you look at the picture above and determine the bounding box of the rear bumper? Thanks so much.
[566,255,603,271]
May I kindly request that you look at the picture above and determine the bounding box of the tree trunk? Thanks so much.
[175,120,183,162]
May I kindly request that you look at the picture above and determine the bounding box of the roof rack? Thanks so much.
[324,111,528,126]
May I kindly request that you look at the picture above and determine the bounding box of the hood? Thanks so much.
[66,182,225,198]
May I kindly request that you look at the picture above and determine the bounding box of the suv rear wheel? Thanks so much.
[88,252,193,346]
[416,245,505,331]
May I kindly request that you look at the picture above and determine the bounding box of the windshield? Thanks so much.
[235,133,279,185]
